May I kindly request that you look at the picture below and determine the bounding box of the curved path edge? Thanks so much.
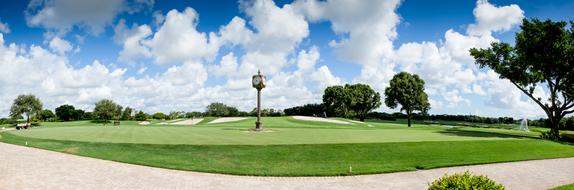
[1,142,573,190]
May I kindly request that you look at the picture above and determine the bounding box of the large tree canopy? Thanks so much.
[470,19,574,138]
[384,72,430,127]
[346,84,382,121]
[10,94,43,124]
[93,99,119,124]
[55,104,76,121]
[323,84,381,121]
[206,102,239,117]
[323,85,349,117]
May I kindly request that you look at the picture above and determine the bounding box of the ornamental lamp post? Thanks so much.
[252,70,266,131]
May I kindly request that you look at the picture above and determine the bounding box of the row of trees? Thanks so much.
[282,104,517,125]
[4,95,286,124]
[5,95,136,124]
[320,72,430,126]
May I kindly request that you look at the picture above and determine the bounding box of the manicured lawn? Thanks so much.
[2,133,574,176]
[552,183,574,190]
[1,117,573,176]
[6,117,538,145]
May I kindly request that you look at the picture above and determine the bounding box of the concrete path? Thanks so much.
[1,142,573,190]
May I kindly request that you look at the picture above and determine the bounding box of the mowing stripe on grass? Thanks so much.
[2,132,573,176]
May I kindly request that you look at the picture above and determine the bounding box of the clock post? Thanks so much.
[252,70,266,131]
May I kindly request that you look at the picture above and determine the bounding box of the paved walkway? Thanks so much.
[1,142,573,190]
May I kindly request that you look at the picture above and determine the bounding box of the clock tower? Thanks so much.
[252,70,265,130]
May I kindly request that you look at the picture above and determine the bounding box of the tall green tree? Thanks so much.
[38,109,56,121]
[470,19,574,139]
[115,105,123,120]
[206,103,238,117]
[55,104,76,121]
[121,107,133,120]
[93,99,119,124]
[323,85,350,117]
[134,111,147,121]
[384,72,430,127]
[10,94,43,124]
[323,84,381,120]
[346,84,381,121]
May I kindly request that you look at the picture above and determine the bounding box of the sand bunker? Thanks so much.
[347,120,375,127]
[170,119,204,125]
[138,121,151,125]
[208,117,248,124]
[292,116,352,124]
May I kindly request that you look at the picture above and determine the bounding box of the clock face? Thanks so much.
[252,77,261,86]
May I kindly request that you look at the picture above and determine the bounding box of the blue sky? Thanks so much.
[0,0,572,118]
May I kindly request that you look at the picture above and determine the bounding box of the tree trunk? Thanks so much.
[548,115,562,139]
[407,109,412,127]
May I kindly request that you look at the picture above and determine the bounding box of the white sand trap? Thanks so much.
[170,119,204,125]
[157,119,185,125]
[208,117,248,124]
[138,121,151,125]
[347,120,375,127]
[292,116,352,124]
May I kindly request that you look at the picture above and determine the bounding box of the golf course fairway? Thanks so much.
[2,117,574,176]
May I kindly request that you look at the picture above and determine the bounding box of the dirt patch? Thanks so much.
[60,147,80,154]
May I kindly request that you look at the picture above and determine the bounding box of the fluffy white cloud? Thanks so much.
[26,0,154,36]
[467,0,524,36]
[0,32,212,115]
[145,7,220,65]
[210,52,238,77]
[294,0,400,66]
[48,37,72,55]
[113,19,152,63]
[240,0,309,53]
[0,19,10,34]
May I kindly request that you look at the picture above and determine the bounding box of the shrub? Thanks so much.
[428,171,504,190]
[540,130,561,141]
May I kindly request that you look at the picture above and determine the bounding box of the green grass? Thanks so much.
[2,133,574,176]
[6,117,538,145]
[552,183,574,190]
[1,117,573,176]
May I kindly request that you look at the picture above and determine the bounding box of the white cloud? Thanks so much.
[294,0,400,66]
[145,7,220,65]
[310,65,342,90]
[0,19,10,33]
[293,0,402,94]
[114,19,152,63]
[210,52,238,77]
[240,0,309,53]
[25,0,154,36]
[48,37,72,55]
[0,32,212,116]
[467,0,524,36]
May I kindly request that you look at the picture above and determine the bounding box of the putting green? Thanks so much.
[8,117,536,145]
